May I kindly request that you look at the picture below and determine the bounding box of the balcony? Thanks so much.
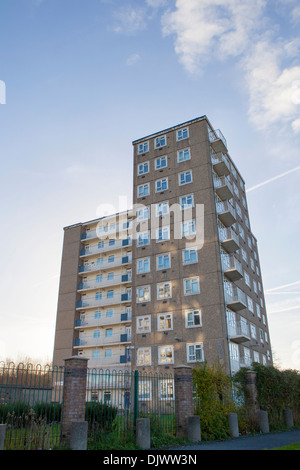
[75,313,132,329]
[80,238,132,258]
[208,129,228,154]
[225,286,247,311]
[213,175,233,201]
[76,294,128,310]
[216,200,236,227]
[228,320,251,344]
[222,254,243,281]
[219,227,239,253]
[121,293,132,302]
[74,332,131,349]
[211,152,230,177]
[79,255,132,274]
[78,273,132,292]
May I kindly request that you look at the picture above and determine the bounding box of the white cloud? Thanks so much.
[161,0,300,132]
[162,0,266,74]
[126,53,141,66]
[112,5,147,35]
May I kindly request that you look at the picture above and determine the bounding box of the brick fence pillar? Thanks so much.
[174,365,194,439]
[60,356,88,447]
[245,370,260,413]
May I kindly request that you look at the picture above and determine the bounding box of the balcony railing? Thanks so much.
[222,254,243,281]
[208,128,228,154]
[74,332,131,348]
[80,238,132,257]
[227,320,250,344]
[79,255,132,274]
[81,222,132,241]
[211,151,230,177]
[78,273,132,292]
[216,200,236,227]
[75,313,132,329]
[213,175,233,201]
[225,285,246,311]
[76,294,130,309]
[218,227,239,253]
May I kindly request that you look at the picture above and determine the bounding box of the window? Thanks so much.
[155,177,168,192]
[137,347,151,366]
[247,296,254,313]
[244,271,251,287]
[94,310,101,319]
[180,194,194,210]
[106,309,113,318]
[182,220,196,237]
[137,161,149,175]
[250,323,257,339]
[241,247,248,263]
[137,231,150,246]
[95,291,102,300]
[259,328,264,343]
[154,135,166,149]
[137,183,150,198]
[105,328,113,337]
[238,224,245,240]
[256,302,261,318]
[96,274,103,283]
[136,285,151,303]
[92,349,100,358]
[253,351,260,363]
[184,277,200,295]
[93,329,100,338]
[108,255,114,263]
[155,155,167,170]
[236,204,242,218]
[176,127,189,141]
[105,349,112,357]
[107,272,114,280]
[253,280,258,294]
[137,206,150,221]
[138,141,149,154]
[156,201,169,216]
[156,253,171,270]
[250,258,255,271]
[156,226,170,242]
[137,257,150,274]
[107,290,114,298]
[159,379,175,400]
[157,313,173,331]
[157,282,172,299]
[138,380,152,399]
[158,345,174,364]
[186,309,202,328]
[187,343,204,363]
[136,316,151,334]
[177,148,191,163]
[233,182,239,198]
[182,248,198,265]
[179,170,192,185]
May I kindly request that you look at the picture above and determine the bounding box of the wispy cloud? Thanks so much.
[161,0,300,133]
[126,53,141,66]
[246,165,300,193]
[265,280,300,293]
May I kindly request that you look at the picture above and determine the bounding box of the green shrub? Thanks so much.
[85,401,118,433]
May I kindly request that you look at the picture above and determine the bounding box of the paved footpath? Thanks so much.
[170,429,300,450]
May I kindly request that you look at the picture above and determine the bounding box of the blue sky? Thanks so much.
[0,0,299,369]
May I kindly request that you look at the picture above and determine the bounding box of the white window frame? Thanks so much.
[155,177,168,192]
[154,135,166,149]
[137,206,150,221]
[137,231,150,246]
[177,148,191,163]
[182,219,196,237]
[136,285,151,303]
[137,161,149,176]
[138,141,149,155]
[183,277,200,295]
[156,226,170,242]
[185,309,202,328]
[157,282,172,300]
[155,155,167,170]
[180,193,194,210]
[159,379,175,401]
[137,183,150,198]
[187,343,204,363]
[156,201,169,216]
[182,248,198,265]
[178,170,192,186]
[137,257,150,274]
[138,380,152,400]
[137,347,151,366]
[157,313,173,331]
[156,253,171,270]
[158,345,174,365]
[136,315,151,334]
[176,127,189,141]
